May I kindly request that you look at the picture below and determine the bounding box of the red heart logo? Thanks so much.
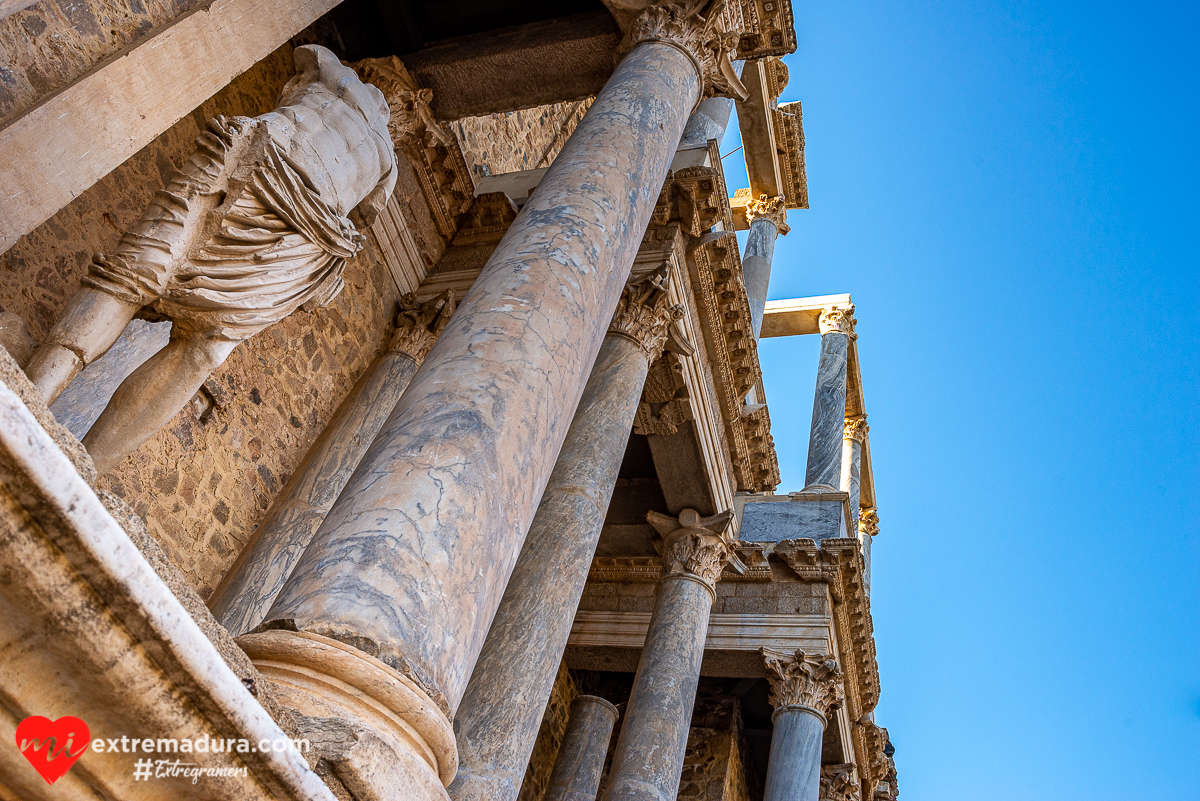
[15,716,90,785]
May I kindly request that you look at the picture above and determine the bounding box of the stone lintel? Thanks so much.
[735,59,785,200]
[403,11,620,119]
[568,611,831,656]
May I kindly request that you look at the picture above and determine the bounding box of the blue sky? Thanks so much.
[719,2,1200,798]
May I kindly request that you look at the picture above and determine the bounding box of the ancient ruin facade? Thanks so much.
[0,1,898,800]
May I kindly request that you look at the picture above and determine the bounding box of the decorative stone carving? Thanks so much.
[389,290,456,363]
[735,0,797,60]
[820,764,862,801]
[653,164,731,237]
[859,722,898,801]
[760,648,844,718]
[609,265,686,359]
[634,352,693,436]
[819,304,857,337]
[610,0,750,102]
[773,100,808,209]
[843,414,869,442]
[859,507,880,537]
[24,45,398,475]
[746,193,791,234]
[646,508,735,589]
[354,55,474,242]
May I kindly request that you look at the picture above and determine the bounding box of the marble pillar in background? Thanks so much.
[601,509,733,801]
[760,649,845,801]
[254,5,742,794]
[858,506,879,596]
[741,194,789,339]
[450,270,683,801]
[678,60,743,148]
[545,696,620,801]
[839,415,867,540]
[804,305,855,490]
[209,293,454,635]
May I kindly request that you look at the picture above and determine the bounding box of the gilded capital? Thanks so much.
[820,764,862,801]
[746,193,791,234]
[647,508,734,588]
[859,507,879,537]
[610,265,685,360]
[389,290,456,363]
[761,648,844,719]
[611,0,749,101]
[819,304,856,337]
[843,414,869,442]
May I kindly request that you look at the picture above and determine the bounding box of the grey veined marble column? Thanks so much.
[601,509,734,801]
[250,4,747,797]
[804,305,856,490]
[839,415,867,543]
[760,649,845,801]
[545,696,620,801]
[450,269,684,801]
[741,195,790,339]
[209,293,454,635]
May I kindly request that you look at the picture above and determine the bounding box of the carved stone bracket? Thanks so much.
[819,304,857,337]
[389,290,456,363]
[611,0,750,101]
[633,351,693,436]
[760,647,844,718]
[654,164,731,237]
[610,265,686,360]
[354,56,475,242]
[745,193,790,234]
[647,508,735,589]
[843,414,869,443]
[820,764,862,801]
[858,507,880,537]
[858,721,898,801]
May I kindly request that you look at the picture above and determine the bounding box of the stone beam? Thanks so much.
[734,59,784,200]
[760,294,853,337]
[403,11,620,120]
[0,0,344,255]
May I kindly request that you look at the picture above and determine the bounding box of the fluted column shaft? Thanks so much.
[839,416,867,541]
[760,649,845,801]
[210,296,453,635]
[602,511,732,801]
[449,269,680,801]
[804,306,855,490]
[545,696,620,801]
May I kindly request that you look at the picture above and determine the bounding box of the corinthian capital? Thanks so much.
[354,56,451,155]
[610,265,685,360]
[609,0,750,101]
[843,414,869,442]
[820,764,862,801]
[746,193,791,235]
[761,648,844,720]
[646,508,734,588]
[819,304,856,337]
[859,507,880,537]
[389,290,456,363]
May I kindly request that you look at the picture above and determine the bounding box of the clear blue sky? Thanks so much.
[719,2,1200,798]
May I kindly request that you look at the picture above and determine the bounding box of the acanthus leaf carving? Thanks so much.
[761,647,844,717]
[633,352,692,436]
[745,193,790,234]
[820,764,862,801]
[843,414,869,443]
[819,304,857,337]
[859,507,880,537]
[390,290,456,363]
[646,508,734,588]
[609,264,686,360]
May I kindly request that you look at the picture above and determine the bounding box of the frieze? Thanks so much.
[587,543,772,583]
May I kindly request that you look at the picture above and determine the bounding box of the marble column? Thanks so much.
[804,305,856,490]
[249,5,745,797]
[209,293,454,636]
[858,507,879,596]
[601,509,733,801]
[760,649,844,801]
[679,60,744,148]
[545,696,621,801]
[839,415,868,540]
[450,269,683,801]
[742,194,790,338]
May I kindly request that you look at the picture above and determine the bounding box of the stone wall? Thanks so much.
[577,575,828,616]
[449,99,593,180]
[0,0,206,127]
[517,661,580,801]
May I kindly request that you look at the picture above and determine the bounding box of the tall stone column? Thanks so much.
[449,269,683,801]
[545,696,621,801]
[244,4,747,797]
[804,305,856,490]
[601,509,734,801]
[760,649,844,801]
[209,293,454,635]
[742,194,789,338]
[839,415,868,540]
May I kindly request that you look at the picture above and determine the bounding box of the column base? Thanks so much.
[238,630,457,801]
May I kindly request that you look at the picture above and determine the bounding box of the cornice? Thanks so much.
[773,100,808,210]
[734,0,797,60]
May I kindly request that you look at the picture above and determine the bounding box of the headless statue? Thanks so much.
[25,45,397,474]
